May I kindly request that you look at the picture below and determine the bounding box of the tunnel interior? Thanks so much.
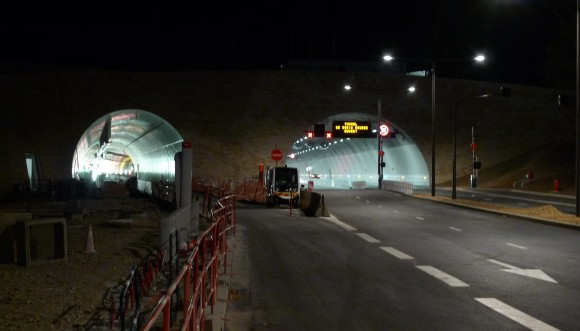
[286,112,429,189]
[71,109,184,194]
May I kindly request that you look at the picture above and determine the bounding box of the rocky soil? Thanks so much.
[0,196,167,331]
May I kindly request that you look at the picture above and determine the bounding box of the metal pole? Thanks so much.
[452,101,457,199]
[431,61,436,196]
[576,0,580,216]
[378,97,382,189]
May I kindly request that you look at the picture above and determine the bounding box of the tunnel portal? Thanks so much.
[71,109,184,195]
[286,112,429,189]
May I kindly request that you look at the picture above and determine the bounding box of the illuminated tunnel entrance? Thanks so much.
[71,109,184,195]
[286,113,429,189]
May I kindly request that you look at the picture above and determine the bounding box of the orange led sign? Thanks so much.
[332,121,374,138]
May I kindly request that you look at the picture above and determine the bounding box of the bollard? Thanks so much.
[554,179,560,192]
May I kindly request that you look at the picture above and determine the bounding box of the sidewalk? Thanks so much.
[206,225,251,331]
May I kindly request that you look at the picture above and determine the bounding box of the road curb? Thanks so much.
[411,194,580,230]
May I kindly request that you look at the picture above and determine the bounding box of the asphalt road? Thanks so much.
[225,190,580,330]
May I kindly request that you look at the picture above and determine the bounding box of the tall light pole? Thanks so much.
[383,54,485,196]
[576,0,580,216]
[452,94,493,199]
[344,84,416,189]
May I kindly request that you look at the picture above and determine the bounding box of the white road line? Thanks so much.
[506,243,527,250]
[416,266,469,287]
[475,298,559,331]
[366,200,371,203]
[380,247,414,260]
[377,205,383,208]
[416,216,424,220]
[325,214,357,231]
[449,227,462,232]
[356,233,381,243]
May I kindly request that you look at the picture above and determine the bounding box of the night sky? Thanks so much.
[0,0,575,89]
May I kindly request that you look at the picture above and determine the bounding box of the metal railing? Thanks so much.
[140,194,236,331]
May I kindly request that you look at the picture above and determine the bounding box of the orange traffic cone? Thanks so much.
[85,224,96,254]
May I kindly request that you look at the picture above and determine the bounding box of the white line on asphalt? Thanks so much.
[449,227,462,232]
[356,196,361,199]
[506,243,527,250]
[377,205,383,208]
[416,216,424,220]
[416,266,469,287]
[356,233,381,243]
[380,247,414,260]
[475,298,560,331]
[325,214,357,231]
[366,200,371,203]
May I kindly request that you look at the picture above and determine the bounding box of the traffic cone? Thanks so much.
[85,224,96,254]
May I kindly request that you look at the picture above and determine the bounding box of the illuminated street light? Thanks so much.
[383,54,485,196]
[344,84,415,189]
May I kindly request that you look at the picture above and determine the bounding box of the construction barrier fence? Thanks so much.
[140,194,236,331]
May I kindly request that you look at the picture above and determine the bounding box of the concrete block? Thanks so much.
[0,212,32,263]
[15,218,68,266]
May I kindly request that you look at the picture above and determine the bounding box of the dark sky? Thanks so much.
[0,1,575,88]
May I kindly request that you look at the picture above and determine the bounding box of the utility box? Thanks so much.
[15,218,67,267]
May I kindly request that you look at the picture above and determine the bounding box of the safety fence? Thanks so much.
[193,176,265,204]
[140,194,236,331]
[108,250,165,330]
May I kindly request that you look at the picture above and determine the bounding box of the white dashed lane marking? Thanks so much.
[380,247,414,260]
[476,298,560,331]
[449,227,462,232]
[325,214,357,231]
[506,243,527,250]
[415,216,424,220]
[416,266,469,287]
[356,233,381,243]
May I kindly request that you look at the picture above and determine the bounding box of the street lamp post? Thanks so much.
[576,0,580,216]
[383,55,485,196]
[452,94,493,199]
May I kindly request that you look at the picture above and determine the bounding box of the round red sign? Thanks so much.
[271,149,283,161]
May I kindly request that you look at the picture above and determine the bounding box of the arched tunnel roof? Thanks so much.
[286,112,429,189]
[72,109,183,184]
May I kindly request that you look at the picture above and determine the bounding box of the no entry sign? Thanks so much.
[271,149,283,161]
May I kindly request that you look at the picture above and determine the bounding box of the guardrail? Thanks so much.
[140,194,236,331]
[382,180,414,195]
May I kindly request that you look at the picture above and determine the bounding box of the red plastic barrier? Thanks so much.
[140,194,236,331]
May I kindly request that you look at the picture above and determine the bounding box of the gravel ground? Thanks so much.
[0,196,166,331]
